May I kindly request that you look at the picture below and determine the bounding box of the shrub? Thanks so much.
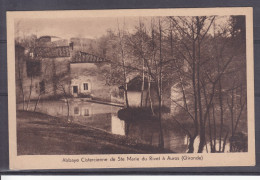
[118,106,170,122]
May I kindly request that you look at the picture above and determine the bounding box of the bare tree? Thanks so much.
[167,16,245,153]
[16,45,26,110]
[117,19,130,108]
[33,62,49,112]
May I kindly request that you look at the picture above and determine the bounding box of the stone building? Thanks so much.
[15,36,174,109]
[126,75,171,110]
[15,36,73,103]
[70,51,113,102]
[15,36,122,104]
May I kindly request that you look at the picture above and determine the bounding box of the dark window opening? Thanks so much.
[119,89,124,98]
[39,80,45,94]
[74,107,79,115]
[83,83,88,90]
[84,109,89,116]
[26,60,41,77]
[73,86,78,93]
[35,82,38,93]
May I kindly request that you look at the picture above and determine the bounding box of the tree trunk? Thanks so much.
[158,18,164,149]
[228,88,234,152]
[124,84,129,108]
[34,93,42,112]
[187,136,196,153]
[117,22,129,108]
[158,93,164,149]
[148,75,154,115]
[66,97,70,121]
[198,129,205,153]
[18,60,25,110]
[212,104,217,152]
[195,17,205,153]
[208,109,213,152]
[218,79,224,152]
[52,59,57,96]
[125,122,130,136]
[192,37,199,143]
[61,85,70,121]
[140,59,145,107]
[222,131,229,152]
[26,75,33,111]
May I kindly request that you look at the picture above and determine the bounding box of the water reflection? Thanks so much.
[185,136,230,153]
[18,100,229,153]
[111,114,125,135]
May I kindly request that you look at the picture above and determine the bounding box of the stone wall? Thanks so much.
[15,55,71,102]
[70,62,113,102]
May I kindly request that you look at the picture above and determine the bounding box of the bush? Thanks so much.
[118,106,170,122]
[229,132,248,152]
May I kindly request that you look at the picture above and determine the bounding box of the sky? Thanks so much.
[14,16,231,40]
[15,17,142,40]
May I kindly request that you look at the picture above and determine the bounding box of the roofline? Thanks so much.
[70,61,110,64]
[38,35,61,39]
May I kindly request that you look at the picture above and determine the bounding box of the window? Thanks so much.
[39,80,45,94]
[74,107,79,115]
[35,82,39,94]
[26,60,41,77]
[83,83,88,90]
[73,86,78,93]
[84,109,89,116]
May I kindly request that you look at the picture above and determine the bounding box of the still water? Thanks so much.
[18,100,230,153]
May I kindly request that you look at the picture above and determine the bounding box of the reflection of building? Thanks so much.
[163,131,189,153]
[115,118,188,153]
[19,100,121,132]
[70,102,93,117]
[111,114,125,135]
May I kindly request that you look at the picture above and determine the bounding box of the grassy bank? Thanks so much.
[17,110,173,155]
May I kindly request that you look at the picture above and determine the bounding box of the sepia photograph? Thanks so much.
[7,8,255,169]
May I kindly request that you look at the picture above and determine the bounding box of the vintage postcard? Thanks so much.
[7,7,255,170]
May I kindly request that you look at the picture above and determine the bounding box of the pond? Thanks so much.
[18,100,232,153]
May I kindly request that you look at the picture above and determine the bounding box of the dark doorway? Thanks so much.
[73,86,78,94]
[39,80,45,94]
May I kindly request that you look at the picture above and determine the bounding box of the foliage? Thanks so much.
[118,106,170,122]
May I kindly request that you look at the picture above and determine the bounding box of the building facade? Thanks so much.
[70,51,114,102]
[15,36,73,103]
[15,36,120,104]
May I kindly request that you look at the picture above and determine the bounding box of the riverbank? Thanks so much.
[17,110,173,155]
